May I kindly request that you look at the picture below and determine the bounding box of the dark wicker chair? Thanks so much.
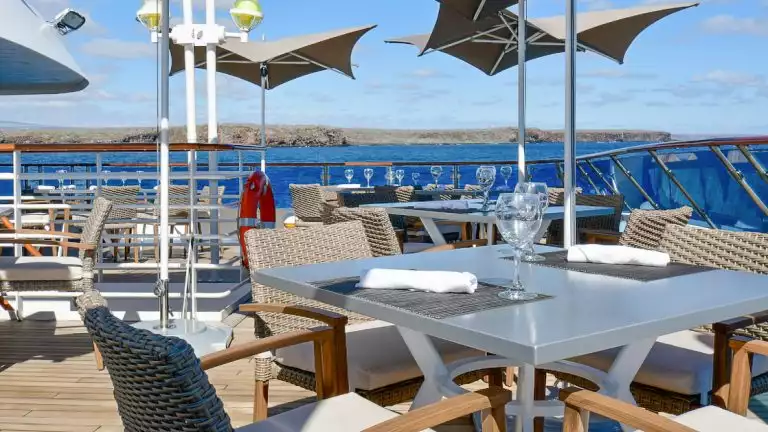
[101,186,140,262]
[547,193,624,246]
[546,224,768,415]
[243,221,485,416]
[582,206,693,250]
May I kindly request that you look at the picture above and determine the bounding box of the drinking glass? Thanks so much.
[120,171,128,187]
[385,169,396,186]
[515,182,549,262]
[395,169,405,186]
[363,168,374,188]
[55,169,68,190]
[136,170,144,187]
[500,165,513,188]
[103,169,111,186]
[430,166,443,187]
[475,165,497,211]
[495,193,542,300]
[412,172,421,186]
[344,168,354,184]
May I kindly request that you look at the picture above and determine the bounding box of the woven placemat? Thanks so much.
[509,250,716,282]
[403,206,479,214]
[311,277,552,320]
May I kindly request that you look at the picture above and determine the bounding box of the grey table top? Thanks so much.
[253,244,768,365]
[414,189,484,196]
[367,202,614,223]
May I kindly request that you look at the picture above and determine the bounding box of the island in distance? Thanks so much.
[0,124,672,146]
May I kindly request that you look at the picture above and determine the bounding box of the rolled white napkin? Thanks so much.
[567,244,670,267]
[357,268,478,294]
[36,185,55,191]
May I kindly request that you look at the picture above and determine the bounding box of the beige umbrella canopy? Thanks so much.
[438,0,519,20]
[387,2,697,75]
[169,25,376,89]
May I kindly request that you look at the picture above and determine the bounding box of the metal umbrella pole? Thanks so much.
[157,0,171,328]
[517,0,527,183]
[563,0,577,248]
[260,63,268,172]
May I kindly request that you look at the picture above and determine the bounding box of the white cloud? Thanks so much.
[701,15,768,36]
[408,69,450,78]
[81,38,156,59]
[580,69,657,80]
[693,70,767,87]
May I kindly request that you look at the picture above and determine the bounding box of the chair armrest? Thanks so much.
[712,310,768,334]
[0,238,95,250]
[559,388,696,432]
[363,388,511,432]
[200,327,333,371]
[580,228,621,244]
[0,228,81,239]
[422,239,488,253]
[239,303,348,328]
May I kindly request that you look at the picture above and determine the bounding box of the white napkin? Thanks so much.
[336,184,362,189]
[567,244,670,267]
[36,185,55,191]
[414,200,469,210]
[357,268,478,294]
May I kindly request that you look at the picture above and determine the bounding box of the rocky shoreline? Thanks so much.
[0,124,671,146]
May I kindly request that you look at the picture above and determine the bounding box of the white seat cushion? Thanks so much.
[0,257,82,281]
[276,320,484,391]
[570,330,768,396]
[236,392,435,432]
[647,406,768,431]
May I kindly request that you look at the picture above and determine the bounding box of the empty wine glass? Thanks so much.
[363,168,374,188]
[412,172,421,186]
[344,168,354,184]
[385,169,396,186]
[55,169,68,190]
[103,169,111,186]
[395,169,405,186]
[500,165,513,188]
[495,192,542,300]
[515,182,549,262]
[476,165,497,211]
[430,166,443,187]
[120,171,128,187]
[136,170,144,187]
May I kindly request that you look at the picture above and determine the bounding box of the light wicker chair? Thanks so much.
[558,339,768,431]
[151,185,191,260]
[546,193,624,246]
[0,197,113,319]
[423,184,456,201]
[582,206,693,250]
[78,291,511,431]
[545,224,768,415]
[101,186,140,262]
[289,184,326,226]
[243,221,486,418]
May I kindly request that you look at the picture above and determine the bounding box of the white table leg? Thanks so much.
[420,217,448,246]
[516,364,535,432]
[600,338,656,432]
[397,326,449,408]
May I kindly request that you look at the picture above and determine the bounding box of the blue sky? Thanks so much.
[3,0,767,134]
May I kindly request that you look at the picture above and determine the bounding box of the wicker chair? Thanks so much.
[243,221,485,417]
[101,186,140,263]
[289,184,326,226]
[546,224,768,415]
[424,184,456,201]
[558,339,768,431]
[0,197,113,319]
[582,206,693,250]
[78,291,511,431]
[151,185,191,260]
[547,193,624,246]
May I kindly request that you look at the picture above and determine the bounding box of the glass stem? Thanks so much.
[512,248,522,289]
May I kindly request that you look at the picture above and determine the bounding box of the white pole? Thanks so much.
[517,1,527,183]
[182,0,198,319]
[159,0,172,327]
[563,0,577,248]
[260,65,267,173]
[206,0,220,267]
[12,151,21,257]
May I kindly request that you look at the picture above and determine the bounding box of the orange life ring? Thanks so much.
[238,170,276,269]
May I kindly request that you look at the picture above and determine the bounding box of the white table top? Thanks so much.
[253,244,768,365]
[414,189,484,197]
[367,201,614,223]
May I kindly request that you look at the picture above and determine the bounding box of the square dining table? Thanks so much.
[252,244,768,432]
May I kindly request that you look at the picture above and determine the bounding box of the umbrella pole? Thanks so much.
[182,0,197,319]
[563,0,577,248]
[206,0,220,268]
[260,64,267,172]
[158,0,171,328]
[517,0,527,184]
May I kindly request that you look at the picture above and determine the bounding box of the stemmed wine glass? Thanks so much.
[103,169,111,187]
[344,168,354,184]
[515,182,549,262]
[55,169,68,190]
[500,165,513,188]
[363,168,374,188]
[395,169,405,186]
[495,192,543,300]
[412,172,421,186]
[475,165,497,211]
[385,169,396,186]
[430,166,443,187]
[120,171,128,187]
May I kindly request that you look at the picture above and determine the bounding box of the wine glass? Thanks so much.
[344,168,354,184]
[120,171,128,187]
[515,182,549,262]
[363,168,374,188]
[495,192,542,300]
[385,169,396,186]
[55,169,68,190]
[103,169,111,186]
[430,166,443,187]
[395,169,405,186]
[475,165,497,211]
[412,172,421,186]
[500,165,513,188]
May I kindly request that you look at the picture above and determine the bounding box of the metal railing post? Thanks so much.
[737,145,768,184]
[576,162,602,195]
[610,155,659,210]
[648,150,716,227]
[453,165,460,188]
[12,151,21,257]
[322,165,330,185]
[710,146,768,217]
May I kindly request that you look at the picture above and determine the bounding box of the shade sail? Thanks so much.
[531,3,698,64]
[170,25,376,89]
[438,0,518,20]
[387,2,697,75]
[0,0,88,95]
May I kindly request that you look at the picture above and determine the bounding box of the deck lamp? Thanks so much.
[230,0,264,33]
[136,0,162,32]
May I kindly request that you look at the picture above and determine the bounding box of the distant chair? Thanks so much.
[289,184,326,227]
[423,183,456,201]
[151,185,190,260]
[197,185,226,237]
[101,186,140,263]
[582,206,693,249]
[546,193,624,246]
